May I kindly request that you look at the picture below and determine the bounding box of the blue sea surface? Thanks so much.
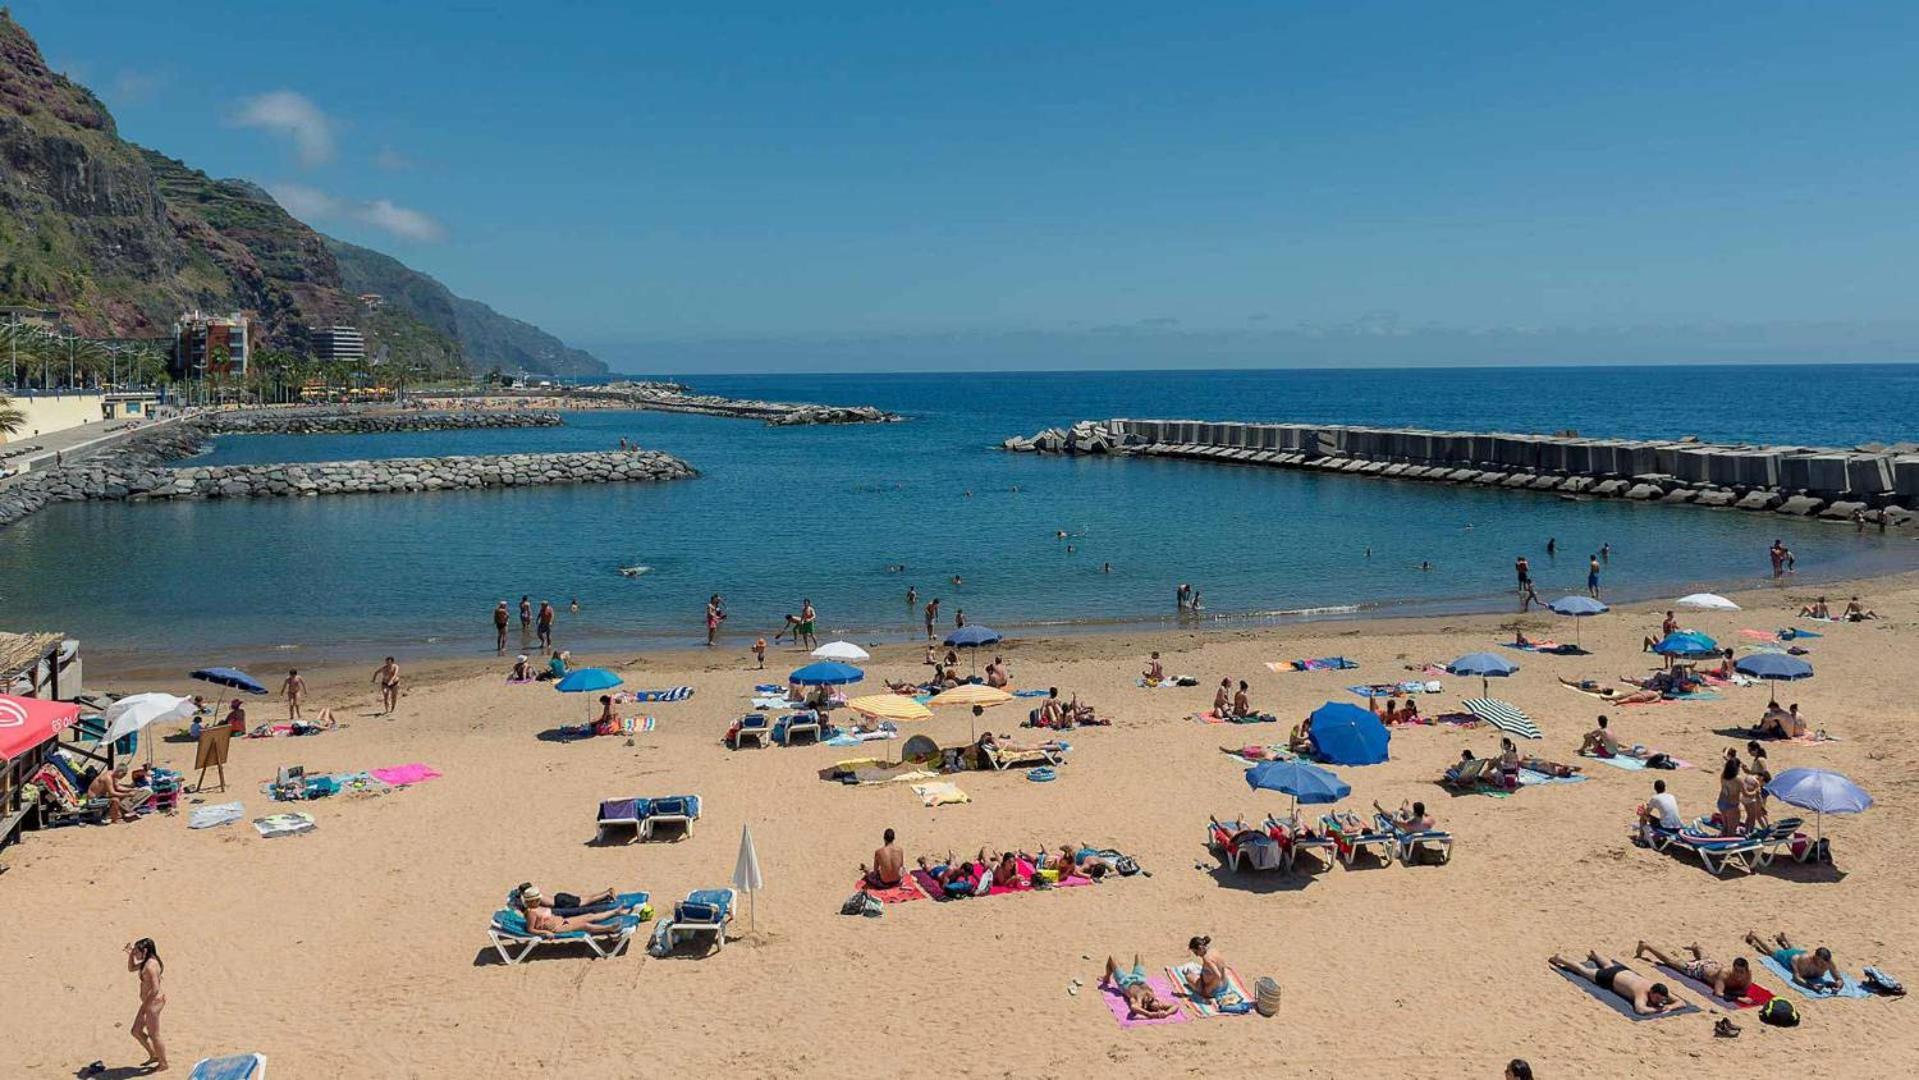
[5,365,1915,666]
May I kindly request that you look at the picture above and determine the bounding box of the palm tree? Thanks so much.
[0,389,24,436]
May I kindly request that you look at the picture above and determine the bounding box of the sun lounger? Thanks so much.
[781,712,822,746]
[1263,813,1337,871]
[986,743,1064,771]
[732,714,771,749]
[1319,811,1394,868]
[190,1052,268,1080]
[1710,817,1819,868]
[596,797,652,841]
[487,907,640,963]
[1646,822,1761,875]
[1207,816,1283,871]
[1375,812,1454,865]
[640,795,700,840]
[657,887,737,954]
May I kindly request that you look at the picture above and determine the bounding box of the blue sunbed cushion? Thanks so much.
[651,796,692,817]
[492,909,530,935]
[677,889,733,922]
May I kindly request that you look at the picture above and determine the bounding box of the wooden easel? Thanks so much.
[193,727,231,793]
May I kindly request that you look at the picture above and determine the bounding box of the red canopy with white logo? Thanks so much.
[0,694,79,765]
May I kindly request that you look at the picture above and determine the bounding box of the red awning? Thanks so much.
[0,694,79,765]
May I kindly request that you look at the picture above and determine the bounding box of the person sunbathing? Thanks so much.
[1186,935,1229,1000]
[916,852,981,889]
[1549,951,1680,1015]
[515,884,619,916]
[1744,931,1841,990]
[1757,702,1806,739]
[1062,691,1104,726]
[861,827,906,889]
[1103,955,1180,1019]
[519,889,633,935]
[508,655,533,681]
[1287,717,1314,755]
[1709,649,1736,679]
[1374,799,1435,832]
[1634,941,1754,1002]
[984,659,1011,689]
[1579,716,1651,758]
[1519,755,1582,778]
[1446,749,1504,786]
[989,851,1025,889]
[1560,677,1662,705]
[1142,652,1164,683]
[1799,596,1831,619]
[1842,596,1878,621]
[1212,678,1232,717]
[1642,611,1681,652]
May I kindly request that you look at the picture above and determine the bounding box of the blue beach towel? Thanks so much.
[1517,769,1588,786]
[190,1053,267,1080]
[633,686,694,702]
[1013,689,1050,698]
[1757,955,1872,1000]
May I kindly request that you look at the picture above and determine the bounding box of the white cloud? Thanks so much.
[373,147,413,170]
[232,90,336,167]
[268,183,447,243]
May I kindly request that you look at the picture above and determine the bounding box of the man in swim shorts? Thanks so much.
[1549,950,1680,1015]
[1745,931,1841,990]
[1635,941,1754,1002]
[1103,955,1179,1019]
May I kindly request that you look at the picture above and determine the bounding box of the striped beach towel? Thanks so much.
[632,686,694,702]
[1166,963,1253,1017]
[1463,697,1541,740]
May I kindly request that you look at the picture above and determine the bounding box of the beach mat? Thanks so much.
[1654,961,1775,1010]
[1166,963,1252,1017]
[911,781,970,807]
[910,868,957,901]
[369,762,441,786]
[1583,754,1692,772]
[1518,768,1589,787]
[1552,965,1701,1021]
[1757,955,1872,1000]
[1100,975,1191,1029]
[251,811,316,838]
[857,878,925,904]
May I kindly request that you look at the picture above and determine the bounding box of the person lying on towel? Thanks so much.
[1635,941,1755,1003]
[1550,950,1682,1015]
[1445,750,1505,787]
[916,853,981,892]
[1042,843,1117,880]
[1745,931,1842,991]
[1103,955,1180,1019]
[514,884,622,917]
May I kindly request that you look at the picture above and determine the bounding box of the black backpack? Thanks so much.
[1759,998,1799,1027]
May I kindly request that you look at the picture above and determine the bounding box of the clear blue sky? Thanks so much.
[17,1,1919,369]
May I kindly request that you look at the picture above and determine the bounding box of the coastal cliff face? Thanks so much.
[0,12,602,376]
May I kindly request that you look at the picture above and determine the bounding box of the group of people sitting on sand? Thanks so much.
[1754,701,1820,740]
[1209,677,1270,721]
[508,650,571,683]
[857,828,1123,895]
[1579,714,1677,767]
[1798,595,1878,621]
[1028,687,1106,729]
[1102,936,1230,1019]
[1445,738,1585,789]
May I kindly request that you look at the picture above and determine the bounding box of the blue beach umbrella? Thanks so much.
[943,626,1003,648]
[789,661,866,686]
[1652,631,1719,660]
[1765,768,1872,849]
[190,667,268,695]
[1245,759,1351,812]
[1447,651,1518,694]
[555,667,623,718]
[1306,701,1390,766]
[1547,595,1609,648]
[1734,653,1813,703]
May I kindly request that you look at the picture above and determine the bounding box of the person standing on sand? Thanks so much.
[519,595,533,639]
[493,601,510,654]
[924,599,940,640]
[125,937,167,1072]
[536,601,555,650]
[753,637,766,669]
[1587,554,1601,599]
[282,669,306,722]
[372,657,401,715]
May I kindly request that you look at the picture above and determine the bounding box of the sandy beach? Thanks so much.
[3,572,1913,1078]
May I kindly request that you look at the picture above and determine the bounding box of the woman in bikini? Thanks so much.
[1716,756,1745,834]
[1187,935,1229,999]
[126,938,168,1072]
[1212,678,1232,718]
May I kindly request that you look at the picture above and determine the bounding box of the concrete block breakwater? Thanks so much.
[204,409,564,435]
[1003,419,1919,524]
[0,450,694,528]
[552,384,900,425]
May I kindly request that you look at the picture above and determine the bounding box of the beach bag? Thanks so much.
[840,892,883,917]
[1644,753,1676,770]
[1114,855,1141,877]
[1759,999,1799,1027]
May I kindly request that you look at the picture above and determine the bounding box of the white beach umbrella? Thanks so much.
[1676,593,1740,611]
[732,823,764,933]
[102,693,196,742]
[811,640,870,663]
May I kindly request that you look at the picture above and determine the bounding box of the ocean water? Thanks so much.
[4,364,1915,666]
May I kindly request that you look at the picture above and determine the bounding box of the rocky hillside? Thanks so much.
[329,239,606,376]
[0,11,598,376]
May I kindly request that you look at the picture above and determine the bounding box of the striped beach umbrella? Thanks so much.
[1463,697,1542,741]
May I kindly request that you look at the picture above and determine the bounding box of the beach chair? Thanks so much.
[732,714,771,749]
[487,907,639,964]
[1208,815,1283,871]
[1647,823,1761,876]
[29,764,111,826]
[1264,813,1337,872]
[658,888,737,954]
[1375,812,1454,866]
[1743,817,1817,867]
[986,743,1064,771]
[596,797,652,841]
[1319,810,1395,868]
[781,711,822,746]
[640,794,700,841]
[189,1052,267,1080]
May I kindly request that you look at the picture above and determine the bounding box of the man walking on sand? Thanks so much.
[372,657,401,715]
[493,600,510,654]
[282,669,306,722]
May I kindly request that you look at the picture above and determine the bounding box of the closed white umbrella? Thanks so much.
[731,824,764,933]
[811,641,870,663]
[102,693,196,742]
[1676,593,1740,611]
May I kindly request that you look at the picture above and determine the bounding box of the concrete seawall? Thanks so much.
[1003,419,1918,525]
[203,409,565,436]
[489,385,900,425]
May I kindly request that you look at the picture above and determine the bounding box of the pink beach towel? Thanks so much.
[369,763,441,786]
[1100,975,1191,1028]
[856,877,926,904]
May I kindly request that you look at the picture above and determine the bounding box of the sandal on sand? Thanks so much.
[1714,1018,1741,1038]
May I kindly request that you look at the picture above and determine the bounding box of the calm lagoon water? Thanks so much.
[5,365,1915,666]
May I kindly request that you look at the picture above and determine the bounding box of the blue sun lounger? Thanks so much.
[652,887,737,955]
[1375,812,1454,865]
[488,906,642,964]
[1647,822,1761,876]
